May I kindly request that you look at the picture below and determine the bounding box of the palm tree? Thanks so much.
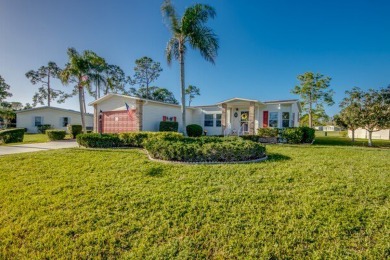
[60,48,104,132]
[161,0,218,135]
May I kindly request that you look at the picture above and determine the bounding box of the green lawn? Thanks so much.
[1,133,72,145]
[0,143,389,258]
[315,136,390,148]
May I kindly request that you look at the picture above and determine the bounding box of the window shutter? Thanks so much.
[173,116,176,122]
[162,116,167,121]
[263,111,268,128]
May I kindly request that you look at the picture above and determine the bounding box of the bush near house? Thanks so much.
[145,137,266,162]
[68,125,83,139]
[280,128,304,144]
[159,121,179,132]
[301,126,315,143]
[119,132,183,147]
[186,124,203,137]
[37,124,52,134]
[0,128,25,144]
[46,130,66,141]
[257,128,279,137]
[76,133,124,148]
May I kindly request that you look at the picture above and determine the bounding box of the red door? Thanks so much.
[263,111,269,128]
[101,110,137,133]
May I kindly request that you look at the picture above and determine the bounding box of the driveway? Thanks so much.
[0,140,79,156]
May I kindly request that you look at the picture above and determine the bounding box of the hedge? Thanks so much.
[280,127,315,144]
[0,128,25,144]
[257,128,279,137]
[77,132,183,148]
[68,125,83,138]
[46,130,66,141]
[37,124,52,134]
[159,121,178,132]
[186,124,203,137]
[119,132,183,147]
[145,137,266,163]
[76,133,123,148]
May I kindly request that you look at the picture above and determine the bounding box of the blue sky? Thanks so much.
[1,0,389,115]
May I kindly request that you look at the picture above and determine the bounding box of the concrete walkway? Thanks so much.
[0,140,78,156]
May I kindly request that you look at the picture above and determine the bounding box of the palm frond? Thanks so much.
[161,0,180,33]
[165,37,180,65]
[188,26,218,64]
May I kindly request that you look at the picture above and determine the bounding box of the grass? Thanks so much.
[314,132,390,148]
[1,133,72,145]
[0,142,389,258]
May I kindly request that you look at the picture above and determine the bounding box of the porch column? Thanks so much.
[249,102,255,135]
[221,103,227,135]
[135,100,144,131]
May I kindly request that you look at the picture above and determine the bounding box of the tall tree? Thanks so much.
[162,0,218,135]
[104,64,126,96]
[185,85,200,106]
[128,57,162,99]
[291,72,334,128]
[359,86,390,146]
[299,105,329,127]
[0,75,12,102]
[89,56,107,100]
[127,86,178,104]
[25,62,65,107]
[337,87,364,142]
[60,48,105,132]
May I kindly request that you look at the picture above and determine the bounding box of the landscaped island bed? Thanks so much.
[0,144,389,258]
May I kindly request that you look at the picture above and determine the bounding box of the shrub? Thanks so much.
[241,135,262,142]
[77,133,123,148]
[257,128,279,137]
[280,128,304,144]
[145,137,266,163]
[37,124,52,134]
[340,130,348,137]
[301,127,315,143]
[186,124,203,137]
[0,128,25,144]
[46,130,66,141]
[119,132,183,147]
[159,121,178,132]
[68,125,83,138]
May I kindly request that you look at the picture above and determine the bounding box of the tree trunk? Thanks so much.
[367,130,373,147]
[47,73,51,107]
[179,45,187,136]
[351,129,355,142]
[308,97,312,128]
[79,85,86,133]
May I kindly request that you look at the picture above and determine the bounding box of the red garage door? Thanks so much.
[101,110,137,133]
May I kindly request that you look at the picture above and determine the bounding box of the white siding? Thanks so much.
[16,108,93,133]
[349,128,390,140]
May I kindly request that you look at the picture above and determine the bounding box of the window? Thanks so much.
[282,112,290,127]
[62,117,69,127]
[216,114,221,127]
[204,114,213,127]
[269,112,278,128]
[34,116,42,126]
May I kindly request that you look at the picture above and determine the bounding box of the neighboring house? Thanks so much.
[16,106,94,133]
[315,125,341,131]
[348,128,390,140]
[89,94,301,135]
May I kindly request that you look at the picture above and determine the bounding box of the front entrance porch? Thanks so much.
[219,98,264,136]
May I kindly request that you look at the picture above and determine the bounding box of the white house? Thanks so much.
[89,94,301,135]
[349,128,390,140]
[16,106,94,133]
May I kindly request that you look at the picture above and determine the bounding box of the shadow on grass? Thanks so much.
[266,153,291,162]
[146,166,164,177]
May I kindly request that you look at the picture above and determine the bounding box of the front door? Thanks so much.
[240,111,249,133]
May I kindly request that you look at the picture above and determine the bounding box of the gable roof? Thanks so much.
[15,106,93,116]
[89,93,196,109]
[216,97,263,104]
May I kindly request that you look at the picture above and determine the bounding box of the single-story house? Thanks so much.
[315,125,342,131]
[89,94,301,135]
[16,106,94,133]
[348,128,390,140]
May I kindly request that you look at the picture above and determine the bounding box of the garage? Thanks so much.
[101,110,137,133]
